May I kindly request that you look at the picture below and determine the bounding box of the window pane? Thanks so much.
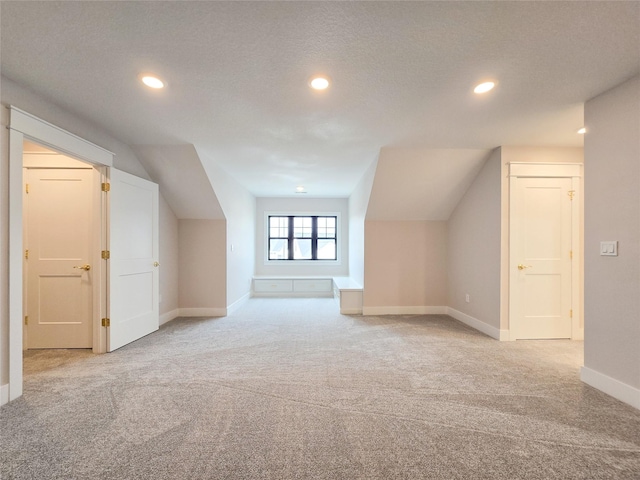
[293,239,312,259]
[317,239,336,260]
[317,216,336,238]
[269,217,288,238]
[294,217,312,238]
[269,239,288,260]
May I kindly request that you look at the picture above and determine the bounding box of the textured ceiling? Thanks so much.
[1,1,639,198]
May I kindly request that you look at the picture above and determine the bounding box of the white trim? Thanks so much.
[447,307,509,341]
[227,292,250,315]
[508,162,582,178]
[339,307,363,315]
[159,309,180,326]
[581,366,640,410]
[7,107,115,402]
[178,307,227,317]
[362,306,447,315]
[1,384,9,406]
[9,107,114,166]
[9,127,24,401]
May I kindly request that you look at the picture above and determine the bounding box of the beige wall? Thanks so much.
[364,221,447,311]
[178,219,227,312]
[447,149,501,329]
[583,75,640,396]
[159,196,179,320]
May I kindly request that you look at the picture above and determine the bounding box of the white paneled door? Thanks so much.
[510,176,573,339]
[25,168,95,348]
[108,169,159,351]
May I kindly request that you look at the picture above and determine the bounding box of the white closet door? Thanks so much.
[108,168,159,351]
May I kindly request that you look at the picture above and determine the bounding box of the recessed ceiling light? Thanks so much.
[474,81,495,94]
[309,75,331,91]
[577,127,586,134]
[140,75,165,89]
[295,186,307,193]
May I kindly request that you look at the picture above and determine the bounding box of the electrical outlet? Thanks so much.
[465,294,470,303]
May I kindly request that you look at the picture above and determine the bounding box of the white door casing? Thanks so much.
[24,168,95,348]
[108,168,159,351]
[509,163,581,340]
[6,108,161,402]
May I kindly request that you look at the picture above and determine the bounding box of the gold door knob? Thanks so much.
[517,264,532,270]
[154,262,160,267]
[73,264,91,271]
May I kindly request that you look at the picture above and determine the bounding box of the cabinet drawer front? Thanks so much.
[254,280,293,292]
[293,279,332,292]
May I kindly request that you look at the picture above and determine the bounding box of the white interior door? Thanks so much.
[25,168,95,348]
[108,168,159,351]
[510,176,573,339]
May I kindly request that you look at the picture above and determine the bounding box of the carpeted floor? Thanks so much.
[1,298,640,479]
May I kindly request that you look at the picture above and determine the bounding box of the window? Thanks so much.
[268,215,337,261]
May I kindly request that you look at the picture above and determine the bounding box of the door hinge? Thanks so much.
[569,250,573,259]
[25,249,29,260]
[568,190,575,200]
[101,318,110,327]
[25,183,29,194]
[24,315,28,326]
[101,250,110,260]
[101,182,111,192]
[569,309,573,318]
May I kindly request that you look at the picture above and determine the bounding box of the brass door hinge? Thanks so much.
[569,309,573,318]
[568,190,575,200]
[24,315,28,326]
[25,249,29,260]
[569,250,573,259]
[101,182,111,192]
[101,250,110,260]
[101,318,110,327]
[25,184,30,194]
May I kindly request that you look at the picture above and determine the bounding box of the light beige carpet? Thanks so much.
[2,298,640,479]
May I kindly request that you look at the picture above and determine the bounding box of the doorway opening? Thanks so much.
[22,140,103,352]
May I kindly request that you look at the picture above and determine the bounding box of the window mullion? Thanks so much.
[311,216,318,260]
[287,216,294,260]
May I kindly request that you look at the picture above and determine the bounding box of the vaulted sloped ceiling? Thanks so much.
[366,148,492,221]
[133,145,225,220]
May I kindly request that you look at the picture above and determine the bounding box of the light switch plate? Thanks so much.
[600,241,618,256]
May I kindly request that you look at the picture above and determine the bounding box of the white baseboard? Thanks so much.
[159,309,180,326]
[362,306,447,315]
[340,307,363,315]
[227,292,250,315]
[178,307,227,317]
[447,307,508,341]
[581,366,640,410]
[1,383,9,406]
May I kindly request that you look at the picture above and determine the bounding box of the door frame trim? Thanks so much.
[6,106,114,402]
[507,162,583,341]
